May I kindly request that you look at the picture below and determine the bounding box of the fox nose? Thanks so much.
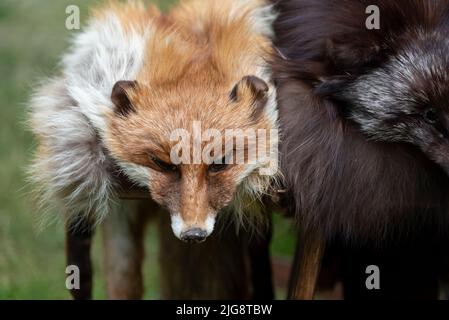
[180,228,207,243]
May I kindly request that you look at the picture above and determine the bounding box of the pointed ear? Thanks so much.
[230,76,269,119]
[111,80,138,116]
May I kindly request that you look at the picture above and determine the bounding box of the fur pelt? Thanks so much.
[28,0,279,227]
[272,0,449,242]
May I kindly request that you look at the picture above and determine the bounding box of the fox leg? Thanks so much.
[102,199,152,299]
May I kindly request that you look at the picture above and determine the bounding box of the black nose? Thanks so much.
[180,228,207,243]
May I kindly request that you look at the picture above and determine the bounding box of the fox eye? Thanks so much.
[209,157,229,173]
[151,156,178,172]
[423,108,439,124]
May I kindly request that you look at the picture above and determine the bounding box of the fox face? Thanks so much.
[105,74,278,242]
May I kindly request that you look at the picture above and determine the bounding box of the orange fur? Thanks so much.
[103,0,277,234]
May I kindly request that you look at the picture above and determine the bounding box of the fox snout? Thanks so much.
[180,228,207,243]
[170,214,216,243]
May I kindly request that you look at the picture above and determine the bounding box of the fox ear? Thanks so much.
[230,76,269,119]
[111,80,138,116]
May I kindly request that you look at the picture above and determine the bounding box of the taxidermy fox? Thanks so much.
[29,0,279,299]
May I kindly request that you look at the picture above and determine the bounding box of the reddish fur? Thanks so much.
[104,0,276,227]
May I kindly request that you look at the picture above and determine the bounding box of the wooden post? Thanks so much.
[287,228,325,300]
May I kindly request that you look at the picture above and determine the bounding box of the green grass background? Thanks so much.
[0,0,295,299]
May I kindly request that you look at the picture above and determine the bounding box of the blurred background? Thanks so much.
[0,0,295,299]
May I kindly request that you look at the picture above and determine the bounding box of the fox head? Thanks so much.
[28,0,279,234]
[312,1,449,177]
[104,73,278,242]
[325,31,449,176]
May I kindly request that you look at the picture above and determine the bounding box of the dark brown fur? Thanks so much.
[158,213,250,299]
[272,0,449,243]
[272,0,449,299]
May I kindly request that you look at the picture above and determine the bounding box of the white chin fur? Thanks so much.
[170,214,185,240]
[204,215,215,236]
